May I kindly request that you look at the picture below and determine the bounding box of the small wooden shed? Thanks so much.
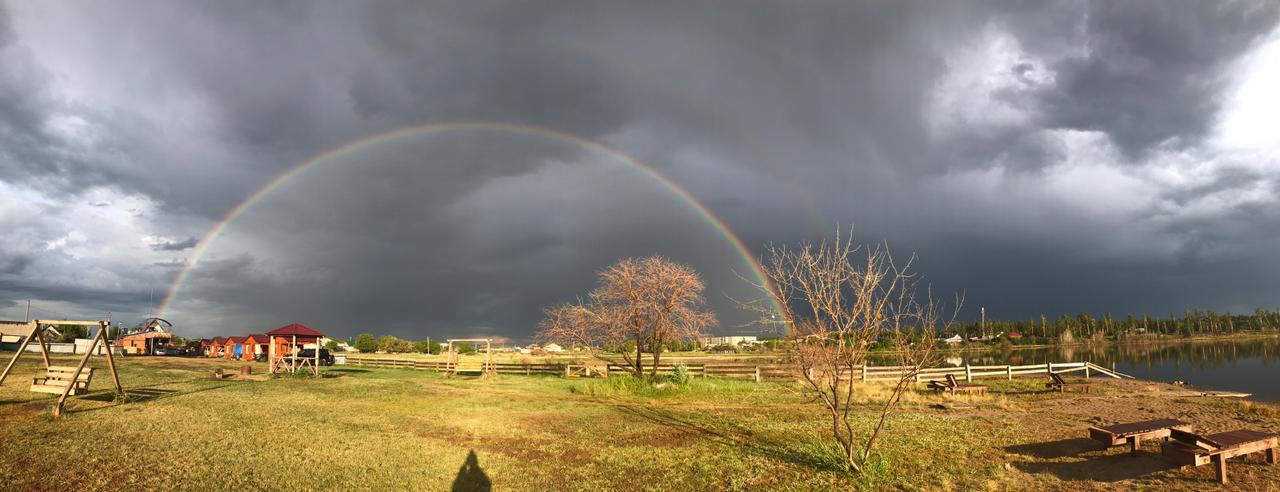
[243,334,269,361]
[266,324,326,375]
[225,336,248,360]
[208,337,226,358]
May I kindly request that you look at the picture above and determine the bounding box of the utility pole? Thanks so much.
[981,307,986,339]
[24,300,30,323]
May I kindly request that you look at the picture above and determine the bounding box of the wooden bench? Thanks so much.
[1162,428,1278,484]
[929,374,986,395]
[30,366,94,395]
[1088,418,1193,456]
[1047,373,1091,393]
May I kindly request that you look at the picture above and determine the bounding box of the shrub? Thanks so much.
[353,333,377,353]
[377,335,413,353]
[669,363,691,386]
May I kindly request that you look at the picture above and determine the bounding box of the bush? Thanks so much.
[354,333,377,353]
[378,335,413,353]
[669,363,691,386]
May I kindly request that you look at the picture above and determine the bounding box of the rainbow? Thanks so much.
[157,122,781,320]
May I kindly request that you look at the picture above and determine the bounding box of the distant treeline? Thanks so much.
[951,308,1280,342]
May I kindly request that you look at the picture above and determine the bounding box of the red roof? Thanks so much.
[210,337,226,344]
[227,336,248,344]
[245,334,268,343]
[266,323,326,338]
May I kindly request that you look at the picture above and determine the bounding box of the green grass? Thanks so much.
[0,354,1023,491]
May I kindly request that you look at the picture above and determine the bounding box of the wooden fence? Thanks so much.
[343,357,1131,383]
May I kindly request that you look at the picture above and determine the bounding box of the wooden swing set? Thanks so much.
[444,338,495,379]
[0,320,124,417]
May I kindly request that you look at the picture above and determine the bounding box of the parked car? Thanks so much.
[294,348,335,366]
[153,345,180,356]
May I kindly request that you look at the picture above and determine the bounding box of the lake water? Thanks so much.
[940,337,1280,403]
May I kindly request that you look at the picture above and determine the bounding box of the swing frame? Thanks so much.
[444,338,494,379]
[0,320,125,417]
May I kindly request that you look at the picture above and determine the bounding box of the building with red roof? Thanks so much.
[208,337,227,358]
[243,334,269,361]
[266,324,327,375]
[224,336,248,360]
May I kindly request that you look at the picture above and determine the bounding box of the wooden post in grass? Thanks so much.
[965,363,972,383]
[754,365,761,383]
[53,326,100,417]
[36,322,52,369]
[1085,364,1090,379]
[99,322,123,394]
[1045,362,1052,375]
[1007,365,1013,381]
[861,365,867,383]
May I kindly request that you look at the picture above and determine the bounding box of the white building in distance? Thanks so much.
[700,336,758,347]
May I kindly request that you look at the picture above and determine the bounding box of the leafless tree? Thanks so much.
[746,231,958,472]
[537,256,716,377]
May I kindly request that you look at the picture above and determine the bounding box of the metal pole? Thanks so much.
[24,300,30,323]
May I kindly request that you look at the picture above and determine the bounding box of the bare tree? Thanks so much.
[747,231,958,472]
[537,257,716,377]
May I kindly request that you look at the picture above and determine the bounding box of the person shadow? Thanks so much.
[451,449,491,492]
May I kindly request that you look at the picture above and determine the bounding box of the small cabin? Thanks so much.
[225,336,248,360]
[209,337,227,358]
[244,334,269,361]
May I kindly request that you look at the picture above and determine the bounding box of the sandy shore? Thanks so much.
[960,378,1280,490]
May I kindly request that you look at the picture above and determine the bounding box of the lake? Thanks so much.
[940,337,1280,403]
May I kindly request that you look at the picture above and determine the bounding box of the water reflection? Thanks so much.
[876,338,1280,402]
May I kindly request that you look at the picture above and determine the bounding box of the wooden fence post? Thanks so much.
[1007,365,1012,381]
[1045,362,1052,375]
[965,364,972,383]
[754,365,761,383]
[1085,364,1091,379]
[861,365,867,383]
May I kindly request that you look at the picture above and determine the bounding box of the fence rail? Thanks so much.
[342,357,1132,383]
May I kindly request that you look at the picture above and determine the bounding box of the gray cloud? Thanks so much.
[2,1,1279,339]
[149,237,199,252]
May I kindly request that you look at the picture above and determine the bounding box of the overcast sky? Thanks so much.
[2,1,1279,341]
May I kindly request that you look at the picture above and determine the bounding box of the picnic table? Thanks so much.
[1089,418,1193,456]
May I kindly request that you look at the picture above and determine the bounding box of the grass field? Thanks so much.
[1,354,1277,491]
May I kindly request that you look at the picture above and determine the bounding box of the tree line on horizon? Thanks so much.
[952,308,1280,342]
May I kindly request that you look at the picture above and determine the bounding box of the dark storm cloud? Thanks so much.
[3,1,1280,337]
[1031,1,1280,156]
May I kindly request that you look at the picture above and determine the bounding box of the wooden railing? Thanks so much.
[343,357,1132,383]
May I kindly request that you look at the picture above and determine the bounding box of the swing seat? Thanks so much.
[30,366,94,395]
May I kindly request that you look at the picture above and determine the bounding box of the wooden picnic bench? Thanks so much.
[1047,372,1091,393]
[1088,418,1193,456]
[30,366,95,396]
[1162,428,1278,484]
[929,373,986,395]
